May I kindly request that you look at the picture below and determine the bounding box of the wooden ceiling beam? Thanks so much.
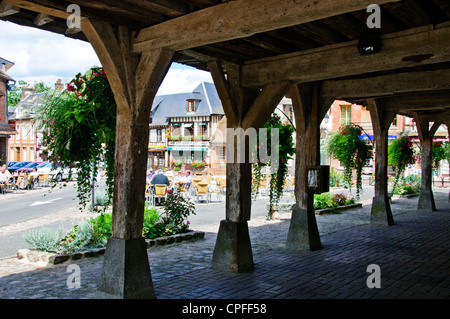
[321,69,450,100]
[241,23,450,88]
[133,0,401,52]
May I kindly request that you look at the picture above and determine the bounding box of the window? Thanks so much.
[157,129,162,142]
[199,123,208,137]
[283,104,293,123]
[340,105,352,126]
[187,99,195,112]
[172,124,181,136]
[150,129,157,142]
[392,116,398,127]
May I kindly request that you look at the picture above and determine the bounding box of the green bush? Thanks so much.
[25,194,197,253]
[23,227,64,253]
[314,193,336,210]
[314,192,355,210]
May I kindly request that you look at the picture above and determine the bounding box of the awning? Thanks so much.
[359,134,396,141]
[168,147,207,151]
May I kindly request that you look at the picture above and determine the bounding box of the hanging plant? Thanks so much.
[432,141,448,170]
[388,134,415,191]
[326,123,371,199]
[252,114,295,219]
[37,67,116,209]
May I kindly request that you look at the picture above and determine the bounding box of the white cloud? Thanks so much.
[0,20,212,94]
[157,66,213,96]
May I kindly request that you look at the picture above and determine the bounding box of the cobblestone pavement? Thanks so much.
[0,189,449,299]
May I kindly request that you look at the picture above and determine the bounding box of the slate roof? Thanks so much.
[9,92,46,120]
[150,82,223,127]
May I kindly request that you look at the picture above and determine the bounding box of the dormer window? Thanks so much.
[187,99,195,112]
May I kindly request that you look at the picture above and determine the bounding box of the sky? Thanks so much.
[0,20,213,95]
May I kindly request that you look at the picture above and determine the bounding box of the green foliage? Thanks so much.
[314,193,335,210]
[432,141,449,170]
[252,114,295,218]
[23,227,64,253]
[313,193,355,210]
[59,221,106,253]
[326,124,371,199]
[37,67,116,209]
[388,134,415,190]
[8,80,51,107]
[162,193,196,234]
[392,174,421,195]
[329,167,343,187]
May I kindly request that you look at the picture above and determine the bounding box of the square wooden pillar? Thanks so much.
[209,61,290,272]
[82,20,173,298]
[367,99,395,226]
[414,113,442,211]
[286,83,330,251]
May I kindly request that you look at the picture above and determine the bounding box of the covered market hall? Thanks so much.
[0,0,449,299]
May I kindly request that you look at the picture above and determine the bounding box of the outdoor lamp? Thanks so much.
[357,30,382,56]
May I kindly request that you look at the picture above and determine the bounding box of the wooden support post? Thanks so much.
[82,19,173,298]
[367,99,396,226]
[447,123,450,203]
[413,113,442,211]
[208,61,290,272]
[286,83,330,251]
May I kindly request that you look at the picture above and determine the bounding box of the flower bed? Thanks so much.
[17,230,205,265]
[21,193,198,264]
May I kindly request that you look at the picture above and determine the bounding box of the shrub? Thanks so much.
[331,193,348,207]
[23,227,64,253]
[314,192,355,210]
[162,193,195,234]
[314,193,336,210]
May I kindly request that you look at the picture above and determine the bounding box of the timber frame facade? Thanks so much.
[1,0,450,298]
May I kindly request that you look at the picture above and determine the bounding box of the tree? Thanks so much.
[326,123,371,199]
[37,67,116,209]
[8,80,51,106]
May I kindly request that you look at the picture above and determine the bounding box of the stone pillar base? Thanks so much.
[211,220,254,273]
[370,196,395,226]
[96,237,155,299]
[286,204,322,251]
[418,189,437,211]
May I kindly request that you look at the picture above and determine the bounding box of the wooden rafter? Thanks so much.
[133,0,401,52]
[241,23,450,88]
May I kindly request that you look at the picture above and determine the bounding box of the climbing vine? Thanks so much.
[37,67,116,209]
[326,123,371,199]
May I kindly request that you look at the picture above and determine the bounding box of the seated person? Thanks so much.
[183,171,192,188]
[0,164,11,192]
[150,169,170,186]
[28,167,40,189]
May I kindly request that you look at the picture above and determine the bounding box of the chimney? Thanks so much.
[54,79,64,92]
[21,87,35,100]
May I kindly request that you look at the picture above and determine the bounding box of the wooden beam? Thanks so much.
[133,0,400,52]
[241,23,450,88]
[34,12,54,26]
[379,91,450,112]
[242,81,291,130]
[0,2,20,17]
[322,69,450,100]
[367,98,395,225]
[5,0,70,19]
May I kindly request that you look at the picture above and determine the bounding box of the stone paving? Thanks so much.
[0,189,449,299]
